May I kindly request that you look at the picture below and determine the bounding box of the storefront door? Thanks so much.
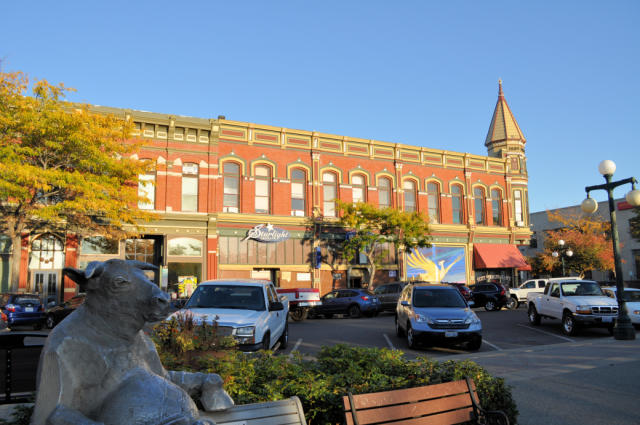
[32,271,59,307]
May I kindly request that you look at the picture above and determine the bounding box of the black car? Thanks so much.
[372,281,408,311]
[0,293,45,329]
[310,288,381,318]
[468,282,509,311]
[45,294,86,329]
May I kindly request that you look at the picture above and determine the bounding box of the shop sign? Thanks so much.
[243,223,290,243]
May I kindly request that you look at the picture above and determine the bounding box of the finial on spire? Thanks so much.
[498,79,504,97]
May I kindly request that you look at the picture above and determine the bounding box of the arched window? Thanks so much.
[29,234,65,270]
[323,172,338,217]
[138,161,155,210]
[182,163,199,212]
[223,162,241,213]
[491,189,503,226]
[451,184,464,224]
[291,168,306,216]
[378,177,392,208]
[514,190,524,224]
[403,180,417,212]
[427,182,440,224]
[254,165,271,214]
[474,187,485,225]
[352,174,366,203]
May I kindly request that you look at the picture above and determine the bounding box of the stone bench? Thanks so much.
[204,396,306,425]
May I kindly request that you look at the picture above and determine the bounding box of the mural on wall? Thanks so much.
[406,245,466,283]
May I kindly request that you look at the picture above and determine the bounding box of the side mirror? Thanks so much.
[269,301,284,311]
[400,300,410,307]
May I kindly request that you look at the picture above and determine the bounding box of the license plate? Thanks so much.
[602,316,613,323]
[25,307,34,312]
[445,331,458,338]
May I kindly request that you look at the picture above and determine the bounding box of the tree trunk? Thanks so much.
[10,234,22,292]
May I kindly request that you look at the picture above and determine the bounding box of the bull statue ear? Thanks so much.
[63,261,105,290]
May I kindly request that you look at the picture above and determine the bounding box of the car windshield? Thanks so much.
[13,296,41,305]
[622,291,640,302]
[561,282,603,296]
[185,285,265,311]
[413,288,466,308]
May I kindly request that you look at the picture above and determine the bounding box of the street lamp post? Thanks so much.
[552,239,573,276]
[581,160,640,340]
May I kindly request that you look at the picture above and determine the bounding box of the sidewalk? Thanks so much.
[451,336,640,425]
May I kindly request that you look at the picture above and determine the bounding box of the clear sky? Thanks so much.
[2,0,638,212]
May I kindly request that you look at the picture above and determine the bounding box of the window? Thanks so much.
[254,165,271,214]
[634,250,640,281]
[29,234,65,270]
[474,187,485,225]
[352,174,366,203]
[323,172,338,217]
[80,237,119,255]
[491,189,502,226]
[125,238,155,264]
[182,163,198,212]
[514,190,524,224]
[427,182,440,224]
[451,185,464,224]
[291,169,306,216]
[403,180,417,212]
[378,177,392,208]
[223,162,241,213]
[168,238,203,256]
[138,165,155,210]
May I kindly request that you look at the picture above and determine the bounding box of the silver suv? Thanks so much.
[395,283,482,351]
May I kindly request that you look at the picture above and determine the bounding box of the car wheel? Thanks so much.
[261,332,271,351]
[484,300,496,311]
[45,315,56,329]
[290,308,308,321]
[466,335,482,351]
[528,304,541,325]
[278,322,289,350]
[348,305,361,319]
[323,313,334,319]
[395,316,405,337]
[562,312,577,336]
[406,324,416,349]
[506,297,518,310]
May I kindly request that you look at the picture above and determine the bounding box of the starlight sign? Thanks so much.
[243,223,290,243]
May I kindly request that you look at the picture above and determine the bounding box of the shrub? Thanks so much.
[179,344,519,424]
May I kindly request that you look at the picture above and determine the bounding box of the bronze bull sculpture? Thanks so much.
[31,259,234,425]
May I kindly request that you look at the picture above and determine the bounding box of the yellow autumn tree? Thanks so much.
[0,71,156,290]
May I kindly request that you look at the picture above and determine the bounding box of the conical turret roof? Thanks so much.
[485,80,526,147]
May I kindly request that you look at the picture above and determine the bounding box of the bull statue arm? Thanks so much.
[167,371,234,412]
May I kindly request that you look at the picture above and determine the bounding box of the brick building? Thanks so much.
[2,82,532,301]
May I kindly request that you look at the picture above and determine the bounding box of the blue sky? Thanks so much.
[2,1,638,212]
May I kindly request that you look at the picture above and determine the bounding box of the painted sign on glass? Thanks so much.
[406,245,466,283]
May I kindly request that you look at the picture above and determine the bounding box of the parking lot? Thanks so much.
[282,306,616,359]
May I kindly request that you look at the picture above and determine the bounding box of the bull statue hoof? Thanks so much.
[30,259,234,425]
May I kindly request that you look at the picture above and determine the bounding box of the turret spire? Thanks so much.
[484,80,526,156]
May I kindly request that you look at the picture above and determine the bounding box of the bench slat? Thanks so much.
[202,396,306,425]
[343,380,472,410]
[346,407,474,425]
[346,393,473,425]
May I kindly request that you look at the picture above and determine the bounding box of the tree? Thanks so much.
[336,200,432,287]
[630,208,640,243]
[0,71,155,290]
[534,210,614,277]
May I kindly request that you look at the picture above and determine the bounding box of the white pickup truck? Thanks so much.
[177,279,289,351]
[509,277,581,309]
[527,279,618,335]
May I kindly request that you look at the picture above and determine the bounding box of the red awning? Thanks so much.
[474,243,530,270]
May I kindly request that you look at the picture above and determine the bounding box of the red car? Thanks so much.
[448,283,474,306]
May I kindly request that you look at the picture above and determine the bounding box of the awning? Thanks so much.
[474,243,531,270]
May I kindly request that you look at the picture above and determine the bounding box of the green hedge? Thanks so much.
[167,344,518,424]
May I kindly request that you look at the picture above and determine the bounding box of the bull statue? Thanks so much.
[31,259,234,425]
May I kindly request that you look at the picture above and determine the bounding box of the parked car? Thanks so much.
[509,277,581,309]
[602,286,640,327]
[468,282,509,311]
[0,293,45,330]
[310,288,380,318]
[372,281,408,311]
[448,283,474,306]
[395,283,482,350]
[45,294,86,329]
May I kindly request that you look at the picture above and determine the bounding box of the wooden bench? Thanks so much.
[343,377,509,425]
[0,333,47,404]
[202,396,306,425]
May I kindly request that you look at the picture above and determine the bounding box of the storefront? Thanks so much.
[473,243,531,288]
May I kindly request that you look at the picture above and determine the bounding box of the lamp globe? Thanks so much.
[626,189,640,207]
[581,197,598,214]
[598,160,616,176]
